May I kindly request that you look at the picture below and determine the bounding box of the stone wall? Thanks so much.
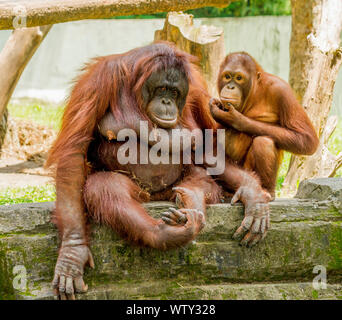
[0,178,342,300]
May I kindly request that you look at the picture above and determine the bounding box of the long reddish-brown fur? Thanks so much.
[46,42,220,250]
[47,42,215,171]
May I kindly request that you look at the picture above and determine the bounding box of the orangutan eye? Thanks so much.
[236,75,242,81]
[225,74,231,80]
[156,87,167,95]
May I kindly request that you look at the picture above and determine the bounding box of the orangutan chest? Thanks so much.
[122,162,183,192]
[96,140,184,192]
[244,102,279,123]
[224,105,279,163]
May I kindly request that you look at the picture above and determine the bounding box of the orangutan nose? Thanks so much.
[161,98,171,105]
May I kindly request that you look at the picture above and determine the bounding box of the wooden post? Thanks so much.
[155,11,225,97]
[0,25,52,151]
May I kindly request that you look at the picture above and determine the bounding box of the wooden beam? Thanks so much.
[0,0,238,30]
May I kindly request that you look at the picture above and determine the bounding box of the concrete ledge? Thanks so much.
[1,178,342,300]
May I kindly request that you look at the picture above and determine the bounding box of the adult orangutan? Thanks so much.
[46,43,271,300]
[210,52,319,200]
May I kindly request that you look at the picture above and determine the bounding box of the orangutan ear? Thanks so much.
[257,72,261,80]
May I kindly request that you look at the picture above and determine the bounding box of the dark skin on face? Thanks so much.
[209,52,319,246]
[143,67,188,129]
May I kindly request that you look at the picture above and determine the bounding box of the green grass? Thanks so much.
[0,185,56,205]
[1,102,61,205]
[276,151,291,194]
[8,102,64,131]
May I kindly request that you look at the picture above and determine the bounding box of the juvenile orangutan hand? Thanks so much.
[231,186,271,247]
[52,244,94,300]
[209,98,242,130]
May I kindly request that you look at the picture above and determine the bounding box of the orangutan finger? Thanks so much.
[251,218,261,234]
[232,226,248,241]
[52,274,59,289]
[240,232,254,247]
[74,277,88,293]
[162,216,177,226]
[241,215,254,230]
[59,275,66,294]
[169,208,187,223]
[65,277,74,296]
[260,217,267,234]
[231,189,242,204]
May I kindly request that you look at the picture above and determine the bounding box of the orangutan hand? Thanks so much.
[209,97,242,130]
[52,244,94,300]
[231,186,271,247]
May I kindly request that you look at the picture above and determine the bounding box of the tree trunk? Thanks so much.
[282,0,342,196]
[0,108,8,156]
[0,25,52,151]
[0,0,239,30]
[155,11,225,97]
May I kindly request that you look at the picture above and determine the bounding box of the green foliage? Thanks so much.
[0,185,56,205]
[8,102,63,131]
[113,0,291,19]
[187,0,291,18]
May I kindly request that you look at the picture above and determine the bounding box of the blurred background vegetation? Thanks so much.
[114,0,291,19]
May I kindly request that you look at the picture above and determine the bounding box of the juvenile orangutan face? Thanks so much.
[218,53,256,111]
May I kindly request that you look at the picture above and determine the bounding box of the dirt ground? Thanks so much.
[0,117,55,190]
[0,158,53,189]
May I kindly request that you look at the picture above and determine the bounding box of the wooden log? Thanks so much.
[0,0,239,30]
[155,12,225,97]
[0,25,52,151]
